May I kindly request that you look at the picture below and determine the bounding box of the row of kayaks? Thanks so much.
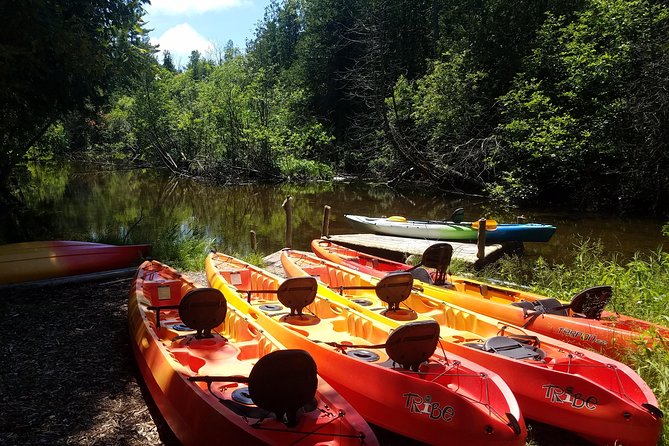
[3,240,663,444]
[129,240,666,446]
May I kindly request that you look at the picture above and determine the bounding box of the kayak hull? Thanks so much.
[129,260,376,446]
[312,239,669,357]
[291,246,662,446]
[345,215,556,243]
[0,241,150,285]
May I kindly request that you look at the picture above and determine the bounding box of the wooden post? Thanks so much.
[249,230,257,251]
[477,218,487,260]
[321,205,331,238]
[282,196,293,248]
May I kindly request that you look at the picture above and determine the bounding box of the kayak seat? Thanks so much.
[418,243,453,285]
[536,298,568,316]
[248,349,318,427]
[511,299,569,316]
[464,342,486,350]
[385,320,440,371]
[376,272,414,311]
[450,208,465,224]
[178,288,227,339]
[276,277,319,325]
[569,286,612,319]
[483,336,546,361]
[409,267,434,284]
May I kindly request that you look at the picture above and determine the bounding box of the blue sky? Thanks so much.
[143,0,272,65]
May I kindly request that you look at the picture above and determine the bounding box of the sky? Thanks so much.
[143,0,272,66]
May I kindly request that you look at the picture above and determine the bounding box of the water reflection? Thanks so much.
[1,163,666,262]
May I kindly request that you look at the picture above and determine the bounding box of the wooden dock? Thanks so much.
[324,234,523,269]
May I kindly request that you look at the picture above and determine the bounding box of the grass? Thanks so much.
[455,240,669,444]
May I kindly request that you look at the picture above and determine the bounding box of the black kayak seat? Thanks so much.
[375,272,414,311]
[248,349,318,427]
[385,320,440,371]
[569,285,612,319]
[483,336,546,361]
[510,298,568,316]
[276,277,318,317]
[536,298,569,316]
[178,288,227,339]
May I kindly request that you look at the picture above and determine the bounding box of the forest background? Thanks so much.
[2,0,669,215]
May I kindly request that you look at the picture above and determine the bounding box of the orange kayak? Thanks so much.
[312,239,669,357]
[206,252,526,446]
[286,247,663,446]
[0,240,150,284]
[129,260,377,446]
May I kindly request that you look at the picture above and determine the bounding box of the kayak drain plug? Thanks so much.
[346,349,380,362]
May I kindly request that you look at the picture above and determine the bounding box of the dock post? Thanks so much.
[477,218,487,260]
[250,230,257,251]
[282,196,293,248]
[321,205,331,238]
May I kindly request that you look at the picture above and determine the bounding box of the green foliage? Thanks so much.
[494,0,669,211]
[0,0,151,183]
[144,224,216,272]
[277,155,333,181]
[25,123,70,160]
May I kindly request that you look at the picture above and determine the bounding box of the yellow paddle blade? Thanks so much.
[471,219,498,230]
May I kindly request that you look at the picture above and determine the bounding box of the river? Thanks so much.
[1,163,666,263]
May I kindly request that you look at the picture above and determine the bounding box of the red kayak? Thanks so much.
[312,239,669,358]
[0,240,151,285]
[129,259,377,446]
[289,246,663,446]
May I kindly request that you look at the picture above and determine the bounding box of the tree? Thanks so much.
[495,0,669,212]
[0,0,152,184]
[162,50,177,72]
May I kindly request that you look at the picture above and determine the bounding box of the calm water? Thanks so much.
[1,163,666,263]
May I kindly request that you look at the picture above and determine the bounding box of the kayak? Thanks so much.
[345,214,556,243]
[205,252,526,446]
[284,248,663,446]
[312,239,669,357]
[0,240,151,285]
[129,259,377,446]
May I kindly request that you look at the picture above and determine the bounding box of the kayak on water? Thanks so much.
[129,259,377,446]
[284,247,663,446]
[0,240,151,285]
[312,239,669,358]
[344,214,556,243]
[206,251,527,446]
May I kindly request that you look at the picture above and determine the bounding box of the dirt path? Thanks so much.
[0,276,176,446]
